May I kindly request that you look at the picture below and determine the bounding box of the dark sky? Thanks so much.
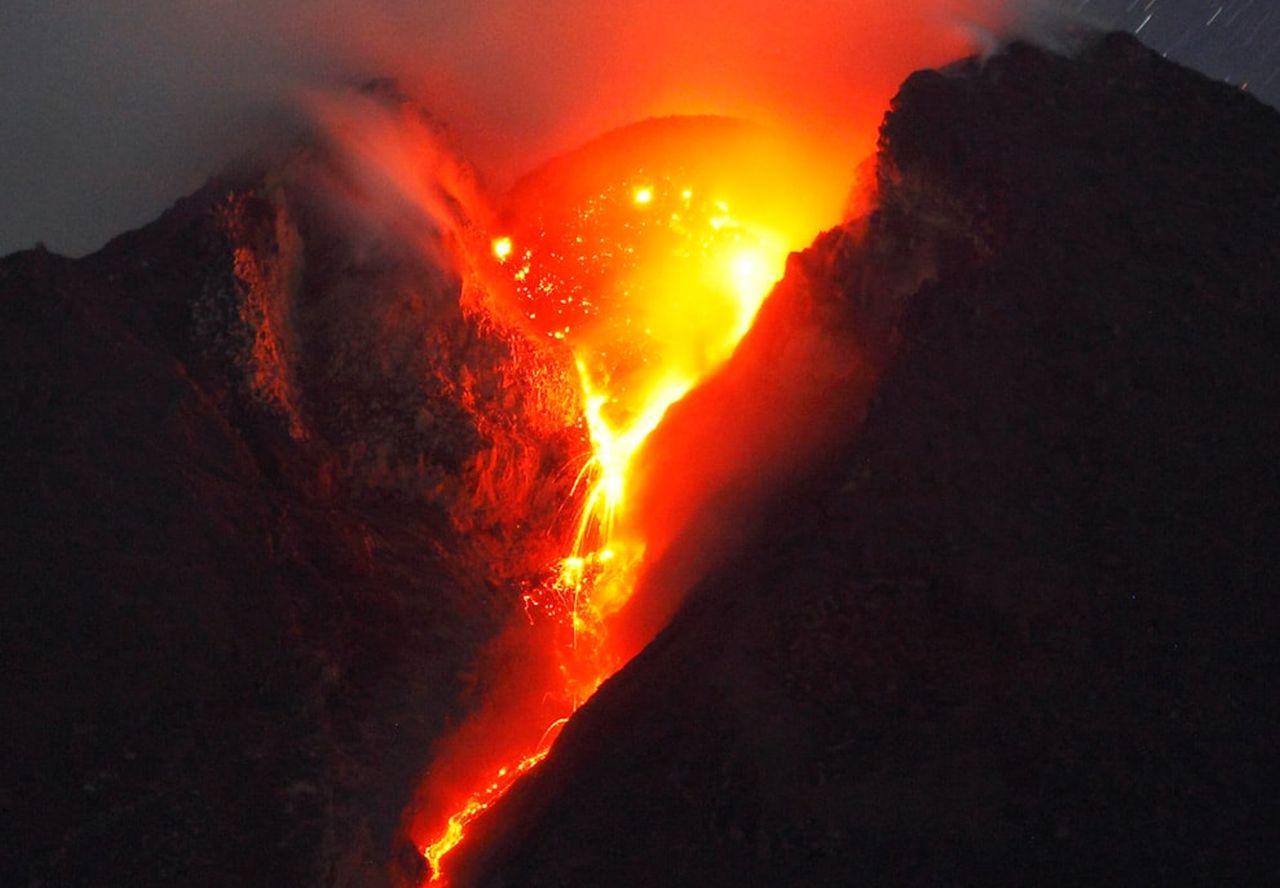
[1,0,1277,257]
[1077,0,1280,99]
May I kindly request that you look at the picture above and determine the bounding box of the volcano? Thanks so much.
[4,32,1279,887]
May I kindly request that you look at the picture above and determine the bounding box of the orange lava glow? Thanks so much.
[416,117,848,883]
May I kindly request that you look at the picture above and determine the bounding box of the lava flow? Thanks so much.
[416,117,846,883]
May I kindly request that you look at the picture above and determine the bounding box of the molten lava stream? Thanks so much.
[417,117,846,883]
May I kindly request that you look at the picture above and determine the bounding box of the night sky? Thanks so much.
[1,0,1277,257]
[1077,0,1280,104]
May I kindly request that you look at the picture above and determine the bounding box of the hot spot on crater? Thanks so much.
[413,115,850,883]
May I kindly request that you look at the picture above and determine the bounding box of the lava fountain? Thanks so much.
[413,116,848,883]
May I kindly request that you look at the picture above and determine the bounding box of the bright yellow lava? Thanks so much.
[421,134,835,882]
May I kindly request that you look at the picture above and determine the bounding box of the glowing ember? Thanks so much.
[418,117,845,883]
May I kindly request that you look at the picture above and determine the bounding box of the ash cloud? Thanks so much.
[0,0,1050,257]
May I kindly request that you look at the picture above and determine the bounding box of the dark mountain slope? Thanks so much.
[1,150,578,884]
[453,34,1280,886]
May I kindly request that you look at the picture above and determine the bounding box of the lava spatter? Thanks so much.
[417,117,845,883]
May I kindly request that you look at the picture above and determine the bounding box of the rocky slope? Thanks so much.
[1,118,580,885]
[451,33,1280,886]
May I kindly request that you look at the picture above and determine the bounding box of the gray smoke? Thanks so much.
[1,1,1098,258]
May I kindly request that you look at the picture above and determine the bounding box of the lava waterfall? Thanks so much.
[405,115,853,883]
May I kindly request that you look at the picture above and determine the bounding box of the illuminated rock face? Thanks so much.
[0,154,579,885]
[450,34,1280,887]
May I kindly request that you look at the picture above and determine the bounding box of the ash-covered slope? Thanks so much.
[454,34,1280,886]
[1,138,579,883]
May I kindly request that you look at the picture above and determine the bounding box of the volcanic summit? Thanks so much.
[3,33,1278,887]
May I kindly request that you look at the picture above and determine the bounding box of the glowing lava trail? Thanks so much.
[418,117,844,883]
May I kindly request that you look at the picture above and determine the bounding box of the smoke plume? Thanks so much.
[0,0,1046,256]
